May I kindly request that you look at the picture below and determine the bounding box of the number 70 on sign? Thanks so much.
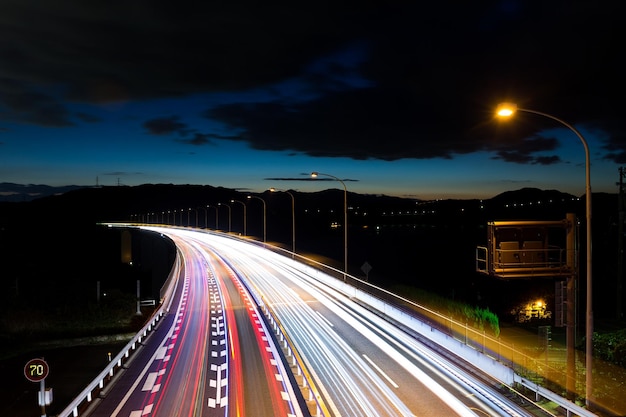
[24,358,49,382]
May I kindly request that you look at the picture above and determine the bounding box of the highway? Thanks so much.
[119,226,537,417]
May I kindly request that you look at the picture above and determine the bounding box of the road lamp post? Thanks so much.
[199,206,207,228]
[311,171,348,279]
[206,205,218,230]
[247,195,267,243]
[270,188,296,255]
[496,102,593,406]
[231,199,247,236]
[218,203,231,232]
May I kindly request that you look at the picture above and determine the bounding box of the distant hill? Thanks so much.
[0,183,614,226]
[0,182,86,202]
[490,187,579,204]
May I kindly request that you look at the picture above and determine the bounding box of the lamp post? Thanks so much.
[218,203,231,232]
[231,199,247,236]
[270,188,296,255]
[247,195,267,243]
[206,205,218,230]
[496,102,593,406]
[199,206,207,228]
[311,171,348,279]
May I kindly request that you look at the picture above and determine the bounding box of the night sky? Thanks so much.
[1,1,625,199]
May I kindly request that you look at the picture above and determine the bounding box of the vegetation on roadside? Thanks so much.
[592,328,626,368]
[391,284,500,337]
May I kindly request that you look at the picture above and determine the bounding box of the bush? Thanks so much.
[392,285,500,337]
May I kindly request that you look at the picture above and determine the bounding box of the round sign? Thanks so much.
[24,358,49,382]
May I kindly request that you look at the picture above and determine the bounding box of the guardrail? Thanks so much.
[55,244,182,417]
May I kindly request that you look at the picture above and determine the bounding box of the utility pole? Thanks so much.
[618,167,625,319]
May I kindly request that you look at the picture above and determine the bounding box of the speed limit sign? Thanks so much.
[24,358,49,382]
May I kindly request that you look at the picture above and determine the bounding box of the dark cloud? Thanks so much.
[265,177,359,183]
[207,88,483,161]
[102,171,143,177]
[1,1,625,162]
[143,116,187,136]
[176,133,214,147]
[0,79,73,126]
[75,112,100,123]
[492,136,561,165]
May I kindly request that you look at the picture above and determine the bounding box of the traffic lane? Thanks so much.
[204,245,303,417]
[146,247,212,417]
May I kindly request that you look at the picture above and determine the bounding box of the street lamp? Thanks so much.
[231,199,247,236]
[496,102,593,406]
[199,206,207,228]
[247,195,267,243]
[218,203,231,232]
[206,205,218,230]
[311,171,348,278]
[270,188,296,255]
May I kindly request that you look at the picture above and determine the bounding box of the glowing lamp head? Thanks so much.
[311,172,319,178]
[496,102,518,118]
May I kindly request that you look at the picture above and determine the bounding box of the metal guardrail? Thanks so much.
[55,245,183,417]
[516,376,594,417]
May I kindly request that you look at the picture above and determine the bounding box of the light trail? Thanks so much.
[144,227,533,417]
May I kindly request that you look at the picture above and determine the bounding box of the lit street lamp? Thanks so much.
[311,171,348,278]
[496,102,593,406]
[270,188,296,255]
[231,199,247,236]
[206,204,218,229]
[218,203,231,232]
[247,195,267,243]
